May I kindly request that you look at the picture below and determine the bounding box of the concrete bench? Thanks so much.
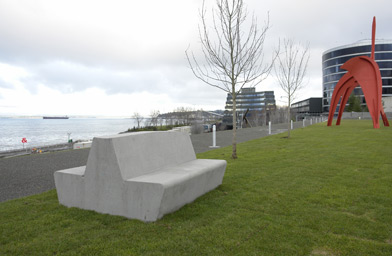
[54,131,226,222]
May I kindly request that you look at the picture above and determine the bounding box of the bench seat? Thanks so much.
[54,131,226,222]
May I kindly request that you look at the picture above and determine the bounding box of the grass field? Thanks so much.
[1,120,391,255]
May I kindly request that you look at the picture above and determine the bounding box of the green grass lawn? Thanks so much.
[1,120,392,255]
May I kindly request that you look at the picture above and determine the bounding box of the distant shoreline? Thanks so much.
[0,118,139,152]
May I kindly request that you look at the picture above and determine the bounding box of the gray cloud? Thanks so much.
[257,0,392,46]
[0,1,197,69]
[1,0,392,115]
[20,61,206,96]
[22,61,156,94]
[0,77,14,89]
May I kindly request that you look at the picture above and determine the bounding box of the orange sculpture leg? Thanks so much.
[336,85,356,126]
[343,56,383,128]
[327,73,357,126]
[381,110,390,126]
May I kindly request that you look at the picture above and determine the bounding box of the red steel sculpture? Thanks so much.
[327,17,390,129]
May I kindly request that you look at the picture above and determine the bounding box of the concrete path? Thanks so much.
[0,149,90,203]
[190,121,304,154]
[0,120,317,203]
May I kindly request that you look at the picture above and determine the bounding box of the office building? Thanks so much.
[223,88,276,127]
[291,98,322,119]
[322,40,392,112]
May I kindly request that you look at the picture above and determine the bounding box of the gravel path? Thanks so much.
[0,149,90,202]
[0,120,312,202]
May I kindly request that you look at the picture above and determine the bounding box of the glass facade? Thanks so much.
[223,88,276,125]
[291,98,322,119]
[322,40,392,112]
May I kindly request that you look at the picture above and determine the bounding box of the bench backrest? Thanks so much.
[85,131,196,181]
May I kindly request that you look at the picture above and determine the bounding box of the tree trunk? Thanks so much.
[287,96,291,138]
[232,93,238,159]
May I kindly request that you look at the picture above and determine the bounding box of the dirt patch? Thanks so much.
[311,248,335,256]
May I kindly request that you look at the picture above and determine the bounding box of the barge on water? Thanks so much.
[43,116,69,119]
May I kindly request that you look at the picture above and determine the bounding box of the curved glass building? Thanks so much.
[322,40,392,112]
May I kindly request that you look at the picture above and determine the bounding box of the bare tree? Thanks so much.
[173,106,195,125]
[149,110,160,127]
[274,38,309,138]
[132,112,144,129]
[269,106,284,124]
[158,115,164,127]
[186,0,275,159]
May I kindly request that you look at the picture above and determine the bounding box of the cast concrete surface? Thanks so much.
[0,121,310,203]
[54,131,226,221]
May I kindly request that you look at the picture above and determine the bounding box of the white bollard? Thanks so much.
[209,125,220,149]
[291,120,293,130]
[212,125,216,147]
[269,121,271,135]
[310,119,313,125]
[303,119,305,127]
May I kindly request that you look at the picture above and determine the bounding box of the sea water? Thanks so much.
[0,118,138,152]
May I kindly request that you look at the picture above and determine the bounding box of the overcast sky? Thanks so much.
[0,0,391,117]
